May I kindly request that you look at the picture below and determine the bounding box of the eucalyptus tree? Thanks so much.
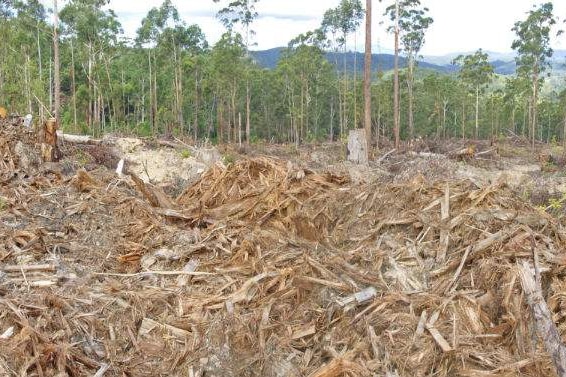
[8,1,48,115]
[208,32,246,143]
[178,26,208,139]
[280,33,336,145]
[137,0,188,135]
[511,2,560,147]
[321,0,364,138]
[421,73,458,138]
[386,0,432,143]
[384,0,400,148]
[453,49,493,139]
[53,0,60,124]
[213,0,260,144]
[60,0,122,134]
[503,75,530,136]
[363,0,372,154]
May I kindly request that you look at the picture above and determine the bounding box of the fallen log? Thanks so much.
[56,131,102,145]
[518,260,566,377]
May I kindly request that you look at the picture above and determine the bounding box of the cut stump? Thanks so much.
[347,129,368,165]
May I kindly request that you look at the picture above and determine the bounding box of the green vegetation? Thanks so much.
[180,149,191,159]
[222,154,235,165]
[0,0,565,145]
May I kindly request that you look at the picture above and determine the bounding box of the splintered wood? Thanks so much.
[2,126,566,377]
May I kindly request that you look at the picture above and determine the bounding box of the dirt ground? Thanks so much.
[3,121,566,376]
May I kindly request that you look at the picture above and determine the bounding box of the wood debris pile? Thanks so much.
[1,127,566,376]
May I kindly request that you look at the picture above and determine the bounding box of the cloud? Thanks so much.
[258,13,315,22]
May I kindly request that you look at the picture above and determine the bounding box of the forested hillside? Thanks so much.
[0,0,565,145]
[251,48,458,73]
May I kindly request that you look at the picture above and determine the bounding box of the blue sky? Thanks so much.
[43,0,566,55]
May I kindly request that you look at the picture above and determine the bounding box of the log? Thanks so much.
[518,261,566,377]
[3,264,56,272]
[57,131,102,145]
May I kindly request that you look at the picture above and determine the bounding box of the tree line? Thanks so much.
[0,0,565,146]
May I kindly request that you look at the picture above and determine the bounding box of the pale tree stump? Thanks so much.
[347,129,368,165]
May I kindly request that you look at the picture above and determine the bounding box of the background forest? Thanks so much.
[1,0,565,146]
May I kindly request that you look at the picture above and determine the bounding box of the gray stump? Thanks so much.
[347,129,368,165]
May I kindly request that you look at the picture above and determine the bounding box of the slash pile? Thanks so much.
[1,122,566,376]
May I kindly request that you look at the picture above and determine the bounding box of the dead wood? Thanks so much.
[2,123,566,376]
[519,261,566,377]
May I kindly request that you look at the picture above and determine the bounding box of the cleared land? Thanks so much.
[2,119,566,376]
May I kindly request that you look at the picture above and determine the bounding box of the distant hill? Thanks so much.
[251,48,566,77]
[251,47,457,74]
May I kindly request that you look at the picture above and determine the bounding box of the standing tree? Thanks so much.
[386,0,432,143]
[321,0,364,138]
[53,0,60,125]
[136,0,183,135]
[363,0,373,156]
[213,0,260,144]
[511,2,559,147]
[392,0,400,148]
[453,49,494,139]
[61,0,122,134]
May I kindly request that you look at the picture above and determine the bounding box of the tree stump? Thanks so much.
[347,129,368,165]
[41,118,61,162]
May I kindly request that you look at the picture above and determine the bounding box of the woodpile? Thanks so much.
[2,124,566,376]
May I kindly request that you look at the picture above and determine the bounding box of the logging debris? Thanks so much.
[2,122,566,376]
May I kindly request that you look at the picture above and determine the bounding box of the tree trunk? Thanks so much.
[442,100,448,139]
[70,39,78,133]
[343,43,348,138]
[238,112,242,146]
[532,64,539,148]
[363,0,373,158]
[353,34,358,129]
[88,44,93,132]
[194,68,200,141]
[475,85,479,139]
[24,54,32,114]
[408,56,415,143]
[393,0,400,149]
[49,49,52,111]
[246,80,251,144]
[511,106,515,135]
[461,101,465,140]
[36,23,44,124]
[52,0,61,126]
[147,50,157,135]
[177,52,184,130]
[330,98,334,142]
[153,53,158,135]
[231,84,237,143]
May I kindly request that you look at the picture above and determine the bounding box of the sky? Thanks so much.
[43,0,566,56]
